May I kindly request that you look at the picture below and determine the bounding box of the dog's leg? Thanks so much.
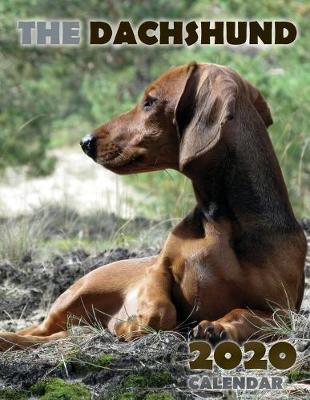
[0,331,68,351]
[192,308,274,344]
[114,263,177,340]
[16,324,41,336]
[0,257,157,350]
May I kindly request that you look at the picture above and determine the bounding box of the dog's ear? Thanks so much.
[243,80,273,128]
[175,63,237,170]
[175,64,273,170]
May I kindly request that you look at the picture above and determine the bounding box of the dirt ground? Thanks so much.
[0,221,309,399]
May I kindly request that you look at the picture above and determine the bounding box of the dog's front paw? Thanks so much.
[114,318,147,341]
[191,320,229,345]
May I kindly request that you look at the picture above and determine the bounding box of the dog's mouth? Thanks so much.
[97,147,146,172]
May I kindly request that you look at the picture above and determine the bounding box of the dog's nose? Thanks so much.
[80,133,96,159]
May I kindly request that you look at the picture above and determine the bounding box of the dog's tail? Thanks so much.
[0,330,67,351]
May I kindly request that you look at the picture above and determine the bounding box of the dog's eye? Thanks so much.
[143,96,157,111]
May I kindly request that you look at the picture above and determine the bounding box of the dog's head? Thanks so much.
[81,63,272,174]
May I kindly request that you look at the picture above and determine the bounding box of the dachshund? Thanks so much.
[0,62,306,350]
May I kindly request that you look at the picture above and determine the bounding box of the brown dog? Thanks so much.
[0,63,306,350]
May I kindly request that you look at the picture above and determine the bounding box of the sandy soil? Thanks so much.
[0,148,138,218]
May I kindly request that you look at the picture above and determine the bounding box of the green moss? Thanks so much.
[94,353,114,367]
[113,393,136,400]
[123,371,172,389]
[145,394,175,400]
[288,369,310,383]
[112,391,175,400]
[0,388,29,400]
[31,378,90,400]
[110,371,173,400]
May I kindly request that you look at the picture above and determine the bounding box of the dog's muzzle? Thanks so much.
[80,133,97,160]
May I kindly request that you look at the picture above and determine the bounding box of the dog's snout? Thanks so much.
[80,133,96,159]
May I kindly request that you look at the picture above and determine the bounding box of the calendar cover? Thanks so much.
[0,1,309,399]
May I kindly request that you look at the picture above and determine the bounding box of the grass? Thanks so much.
[288,369,310,383]
[258,308,310,341]
[0,215,48,263]
[0,203,167,262]
[244,282,310,344]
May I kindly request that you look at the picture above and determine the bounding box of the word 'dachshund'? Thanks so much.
[17,20,297,46]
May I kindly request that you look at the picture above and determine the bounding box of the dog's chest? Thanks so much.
[171,237,241,321]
